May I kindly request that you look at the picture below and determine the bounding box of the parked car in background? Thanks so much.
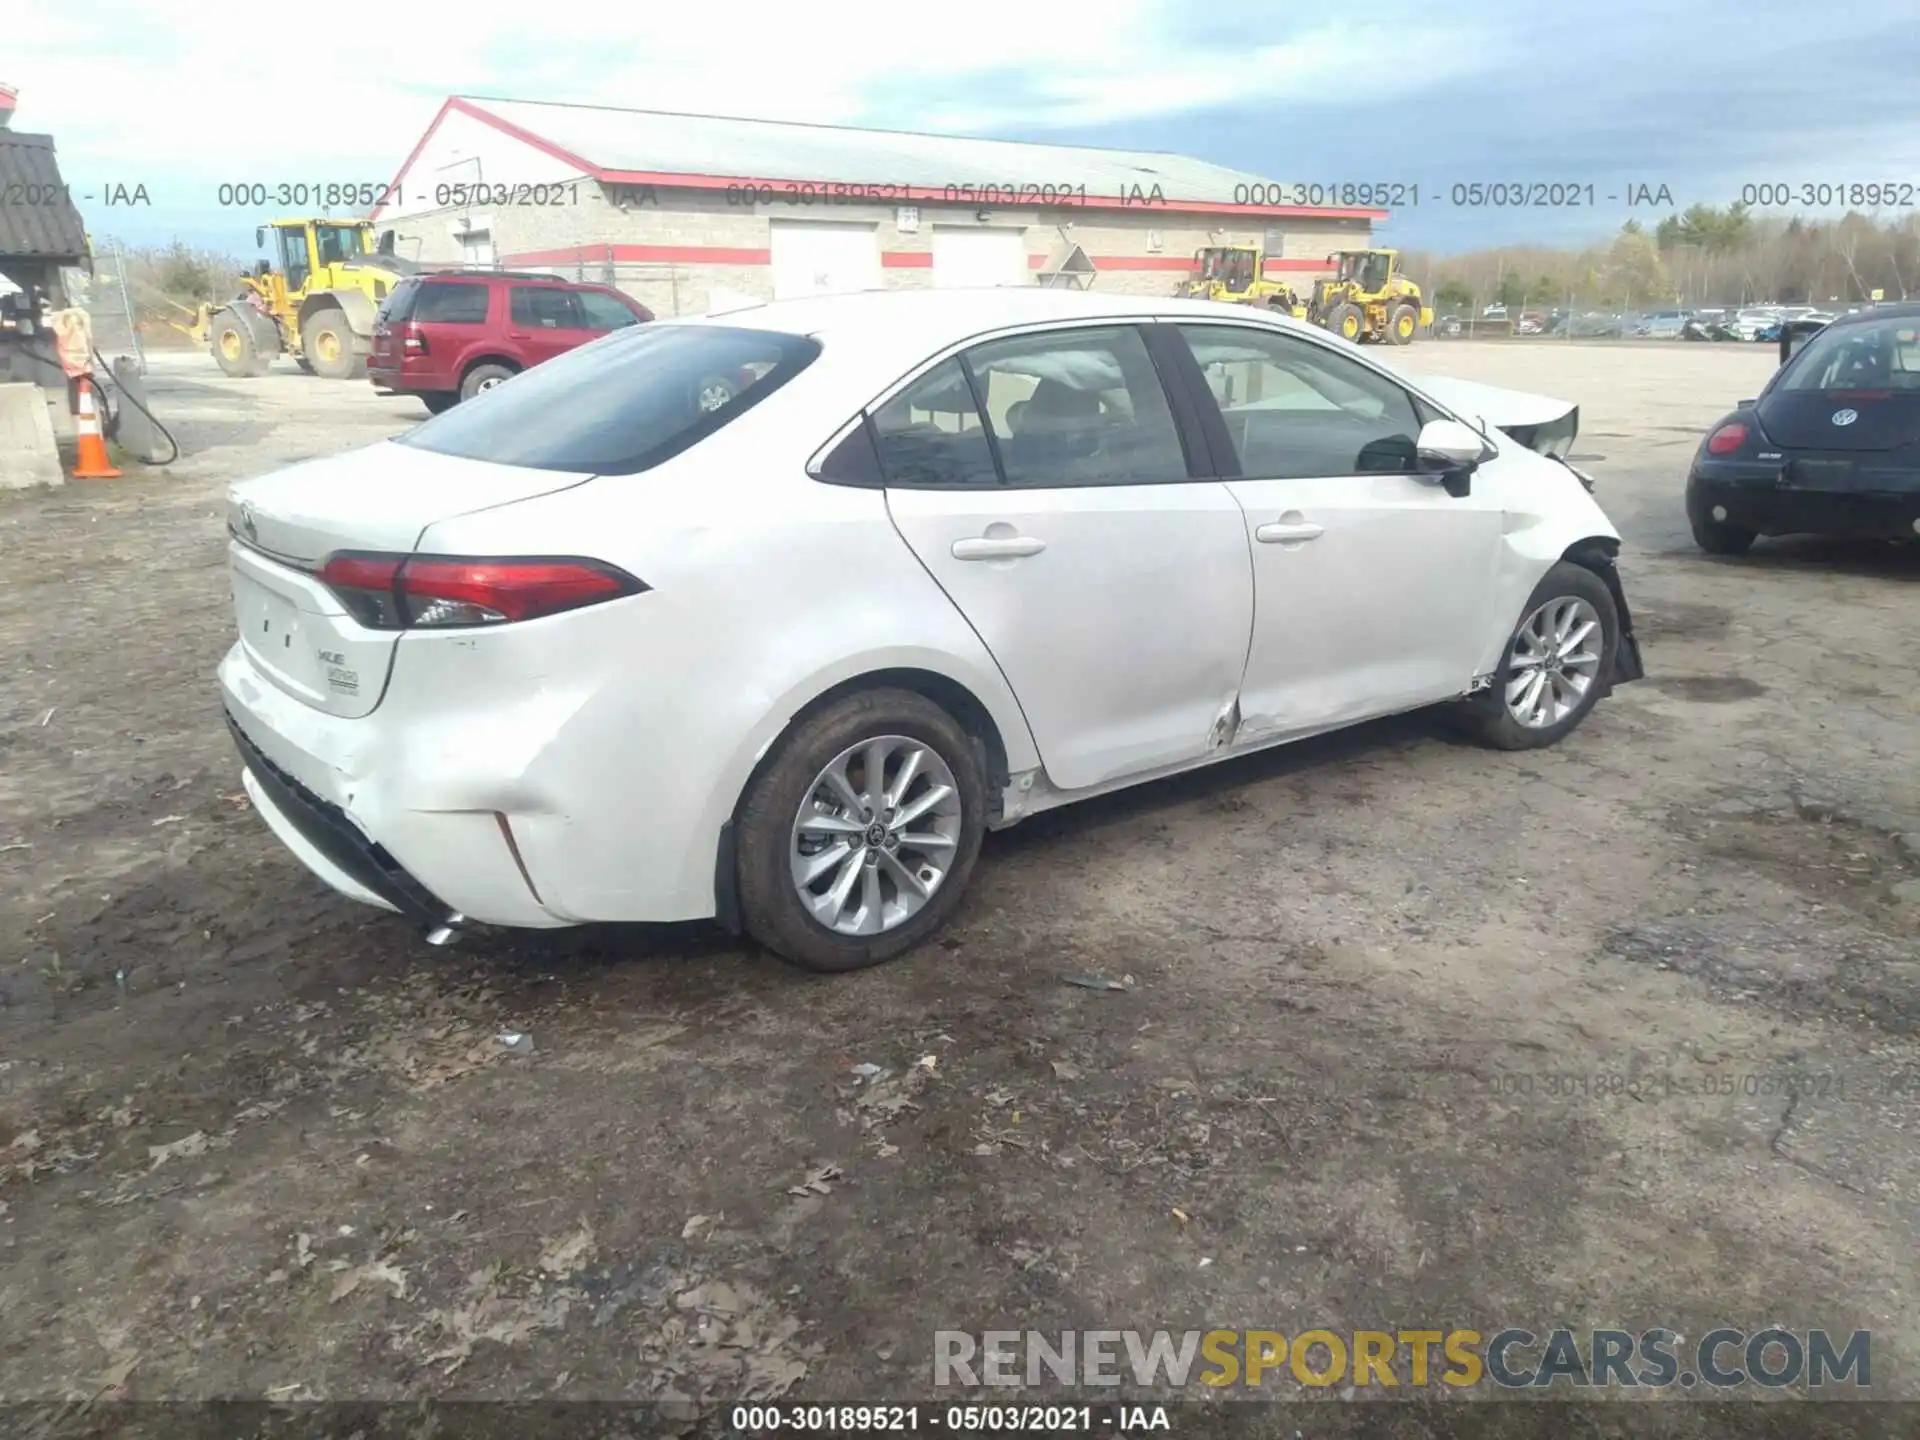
[1726,308,1783,342]
[368,271,654,414]
[221,290,1642,973]
[1687,302,1920,553]
[1633,310,1693,338]
[1516,310,1548,335]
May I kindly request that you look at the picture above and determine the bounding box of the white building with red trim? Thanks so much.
[372,96,1385,316]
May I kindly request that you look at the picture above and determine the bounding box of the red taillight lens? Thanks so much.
[319,553,405,628]
[402,322,427,355]
[1705,422,1748,455]
[318,553,645,630]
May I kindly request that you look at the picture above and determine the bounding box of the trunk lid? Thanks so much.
[1757,389,1920,453]
[226,441,591,718]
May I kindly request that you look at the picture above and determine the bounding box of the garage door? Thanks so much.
[932,228,1027,289]
[770,221,880,300]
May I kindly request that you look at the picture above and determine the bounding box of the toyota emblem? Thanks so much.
[1831,408,1859,426]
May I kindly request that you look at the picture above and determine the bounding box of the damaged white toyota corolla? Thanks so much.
[220,290,1643,972]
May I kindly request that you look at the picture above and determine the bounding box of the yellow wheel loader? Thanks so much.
[1305,249,1433,345]
[176,219,420,378]
[1180,245,1307,318]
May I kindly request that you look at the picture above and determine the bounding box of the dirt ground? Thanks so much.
[1,340,1916,1435]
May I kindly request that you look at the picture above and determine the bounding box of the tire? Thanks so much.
[734,688,988,973]
[460,362,516,402]
[1329,303,1363,342]
[1452,561,1620,751]
[300,308,357,380]
[421,392,459,415]
[210,310,271,377]
[1687,500,1757,556]
[1387,303,1419,345]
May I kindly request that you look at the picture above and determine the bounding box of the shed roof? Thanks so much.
[0,131,88,262]
[383,97,1387,221]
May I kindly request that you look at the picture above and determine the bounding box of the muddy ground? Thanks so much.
[0,342,1915,1435]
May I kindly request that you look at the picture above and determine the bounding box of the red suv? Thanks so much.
[369,272,654,413]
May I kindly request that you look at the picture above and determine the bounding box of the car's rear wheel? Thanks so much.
[1688,508,1757,556]
[460,362,516,401]
[421,392,458,415]
[735,689,986,972]
[1453,562,1619,751]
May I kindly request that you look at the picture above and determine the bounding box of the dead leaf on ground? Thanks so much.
[147,1131,209,1170]
[331,1258,409,1304]
[538,1220,597,1277]
[92,1352,139,1399]
[1051,1060,1083,1081]
[786,1163,843,1197]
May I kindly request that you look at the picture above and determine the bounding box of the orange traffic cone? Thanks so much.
[70,376,122,480]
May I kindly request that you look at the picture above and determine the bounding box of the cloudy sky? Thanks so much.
[13,0,1920,257]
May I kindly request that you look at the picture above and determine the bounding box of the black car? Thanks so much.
[1686,303,1920,553]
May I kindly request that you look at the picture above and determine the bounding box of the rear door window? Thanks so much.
[412,282,491,324]
[870,359,999,488]
[961,325,1189,487]
[398,323,821,475]
[511,285,586,329]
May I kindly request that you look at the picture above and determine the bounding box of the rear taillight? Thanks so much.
[402,322,427,355]
[1705,422,1748,455]
[318,553,646,630]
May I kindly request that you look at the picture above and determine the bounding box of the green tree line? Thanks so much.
[1405,205,1920,313]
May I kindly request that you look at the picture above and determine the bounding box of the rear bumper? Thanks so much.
[229,712,456,931]
[1688,466,1920,540]
[220,641,577,931]
[366,365,448,395]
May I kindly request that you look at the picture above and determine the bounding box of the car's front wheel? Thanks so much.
[1454,562,1620,751]
[735,689,987,972]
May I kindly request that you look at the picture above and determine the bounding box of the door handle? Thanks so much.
[1255,521,1324,543]
[952,535,1046,560]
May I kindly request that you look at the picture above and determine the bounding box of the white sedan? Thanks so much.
[219,290,1644,972]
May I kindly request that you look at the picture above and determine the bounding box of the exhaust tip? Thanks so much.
[423,912,467,947]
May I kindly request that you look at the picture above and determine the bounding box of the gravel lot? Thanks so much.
[1,339,1916,1433]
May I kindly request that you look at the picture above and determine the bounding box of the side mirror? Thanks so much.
[255,226,266,249]
[1416,418,1490,498]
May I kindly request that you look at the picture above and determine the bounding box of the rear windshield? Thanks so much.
[1778,316,1920,392]
[396,323,822,474]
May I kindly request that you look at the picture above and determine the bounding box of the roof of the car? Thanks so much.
[1826,301,1920,327]
[668,287,1317,340]
[413,269,586,285]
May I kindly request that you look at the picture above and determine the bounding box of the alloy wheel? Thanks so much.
[1505,596,1603,728]
[789,735,963,936]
